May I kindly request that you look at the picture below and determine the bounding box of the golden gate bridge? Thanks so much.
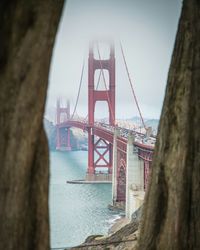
[55,41,155,209]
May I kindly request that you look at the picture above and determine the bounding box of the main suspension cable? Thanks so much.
[71,60,85,119]
[83,60,103,122]
[120,41,146,130]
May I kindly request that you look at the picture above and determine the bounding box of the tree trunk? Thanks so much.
[0,1,63,249]
[137,0,200,249]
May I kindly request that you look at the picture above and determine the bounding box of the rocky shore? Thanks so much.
[69,206,142,250]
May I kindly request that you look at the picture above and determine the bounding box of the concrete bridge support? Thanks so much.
[125,133,145,219]
[112,128,119,205]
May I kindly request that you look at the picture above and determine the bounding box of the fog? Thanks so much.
[45,0,182,121]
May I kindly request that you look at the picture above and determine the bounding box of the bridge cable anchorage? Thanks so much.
[71,59,85,120]
[96,42,116,126]
[119,41,146,131]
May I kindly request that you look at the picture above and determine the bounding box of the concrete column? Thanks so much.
[112,128,119,205]
[126,133,143,218]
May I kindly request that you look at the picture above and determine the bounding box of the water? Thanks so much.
[49,151,119,248]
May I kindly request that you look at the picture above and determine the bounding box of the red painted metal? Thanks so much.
[87,42,115,174]
[60,119,153,193]
[137,147,153,162]
[137,147,153,190]
[58,120,87,131]
[56,99,71,151]
[56,99,70,124]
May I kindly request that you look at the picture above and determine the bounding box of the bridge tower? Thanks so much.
[56,99,71,151]
[87,41,115,179]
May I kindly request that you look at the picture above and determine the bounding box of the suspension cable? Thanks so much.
[96,67,102,90]
[96,42,116,125]
[120,41,146,130]
[83,62,102,122]
[71,60,85,119]
[81,44,115,125]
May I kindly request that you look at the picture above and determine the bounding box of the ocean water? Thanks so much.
[49,151,120,248]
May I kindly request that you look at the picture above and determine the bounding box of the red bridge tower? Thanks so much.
[87,41,115,179]
[56,99,71,151]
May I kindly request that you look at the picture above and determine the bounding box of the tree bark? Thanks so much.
[0,1,63,249]
[137,0,200,249]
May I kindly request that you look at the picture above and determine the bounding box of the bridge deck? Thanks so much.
[57,120,155,155]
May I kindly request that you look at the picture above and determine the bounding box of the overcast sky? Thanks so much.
[45,0,182,121]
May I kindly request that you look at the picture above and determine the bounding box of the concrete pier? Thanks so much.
[112,128,120,205]
[85,173,112,182]
[125,133,145,219]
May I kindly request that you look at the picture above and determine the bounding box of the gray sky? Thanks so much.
[45,0,182,121]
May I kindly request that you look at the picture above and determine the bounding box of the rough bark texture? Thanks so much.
[137,0,200,249]
[0,1,63,249]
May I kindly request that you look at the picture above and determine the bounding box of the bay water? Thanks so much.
[49,151,120,248]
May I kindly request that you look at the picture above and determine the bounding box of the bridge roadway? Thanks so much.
[57,119,155,161]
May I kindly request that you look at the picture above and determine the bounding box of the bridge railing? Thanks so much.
[61,118,156,150]
[94,122,156,148]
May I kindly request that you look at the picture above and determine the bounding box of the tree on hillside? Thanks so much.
[137,0,200,249]
[0,1,63,249]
